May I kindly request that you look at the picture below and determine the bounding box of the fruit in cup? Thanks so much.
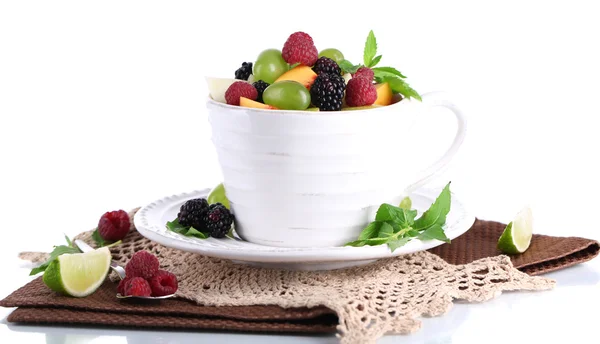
[253,49,289,84]
[374,82,393,106]
[263,80,311,110]
[206,77,239,103]
[274,65,318,89]
[240,97,277,110]
[207,30,421,111]
[318,48,345,64]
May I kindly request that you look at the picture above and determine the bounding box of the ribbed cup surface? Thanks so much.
[206,99,423,247]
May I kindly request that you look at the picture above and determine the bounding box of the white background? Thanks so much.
[1,1,599,343]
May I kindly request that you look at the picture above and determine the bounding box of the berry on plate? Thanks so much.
[203,203,234,238]
[97,210,130,241]
[177,198,210,230]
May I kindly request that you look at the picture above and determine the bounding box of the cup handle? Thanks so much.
[403,91,467,195]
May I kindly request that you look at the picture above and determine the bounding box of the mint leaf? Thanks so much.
[399,197,412,210]
[30,245,80,276]
[375,204,416,228]
[372,67,407,79]
[369,55,382,68]
[378,222,394,237]
[186,227,209,239]
[91,228,109,247]
[64,234,73,247]
[417,224,450,243]
[166,219,209,239]
[381,76,422,101]
[358,221,382,240]
[387,237,412,252]
[345,240,367,247]
[363,30,377,66]
[413,182,452,231]
[339,59,361,74]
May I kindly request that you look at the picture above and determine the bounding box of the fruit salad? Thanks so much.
[206,30,421,112]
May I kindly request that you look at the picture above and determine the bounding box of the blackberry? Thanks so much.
[234,62,253,80]
[203,203,234,238]
[177,198,209,229]
[310,73,346,111]
[312,57,341,75]
[252,80,270,103]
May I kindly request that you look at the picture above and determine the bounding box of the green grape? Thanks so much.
[263,81,311,110]
[318,48,345,64]
[253,49,289,84]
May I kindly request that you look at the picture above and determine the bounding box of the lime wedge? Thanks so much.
[208,183,230,209]
[497,207,533,254]
[43,247,111,297]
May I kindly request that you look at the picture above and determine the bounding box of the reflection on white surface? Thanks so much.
[1,260,599,344]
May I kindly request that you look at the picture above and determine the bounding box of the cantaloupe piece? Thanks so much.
[275,66,318,89]
[374,82,393,106]
[240,97,277,109]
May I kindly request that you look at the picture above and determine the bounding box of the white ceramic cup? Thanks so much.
[206,91,467,247]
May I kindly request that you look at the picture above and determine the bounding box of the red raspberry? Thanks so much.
[282,32,318,66]
[352,67,374,81]
[148,270,178,296]
[124,277,152,297]
[345,77,378,107]
[117,277,132,295]
[225,81,257,106]
[125,251,159,279]
[97,210,130,241]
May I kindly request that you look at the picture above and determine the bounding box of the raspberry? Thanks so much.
[252,80,270,103]
[282,32,318,66]
[124,277,152,297]
[312,57,341,75]
[117,277,132,295]
[97,210,130,241]
[148,270,178,296]
[225,81,258,106]
[310,73,346,111]
[125,251,159,279]
[203,203,234,238]
[345,77,378,107]
[352,67,374,81]
[234,62,253,81]
[177,198,209,230]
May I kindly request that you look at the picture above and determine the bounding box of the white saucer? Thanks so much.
[134,187,475,271]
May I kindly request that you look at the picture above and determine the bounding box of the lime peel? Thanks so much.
[43,247,111,297]
[497,207,533,254]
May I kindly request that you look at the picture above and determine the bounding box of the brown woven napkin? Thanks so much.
[1,219,598,334]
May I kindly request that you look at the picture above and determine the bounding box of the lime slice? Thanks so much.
[208,183,230,209]
[497,207,533,254]
[43,247,111,297]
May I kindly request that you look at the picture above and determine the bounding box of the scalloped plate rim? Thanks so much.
[133,186,475,265]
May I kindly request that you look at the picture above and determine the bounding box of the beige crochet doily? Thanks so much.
[21,209,554,344]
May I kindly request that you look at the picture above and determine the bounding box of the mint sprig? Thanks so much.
[345,182,452,251]
[30,236,81,276]
[342,30,421,101]
[166,219,209,239]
